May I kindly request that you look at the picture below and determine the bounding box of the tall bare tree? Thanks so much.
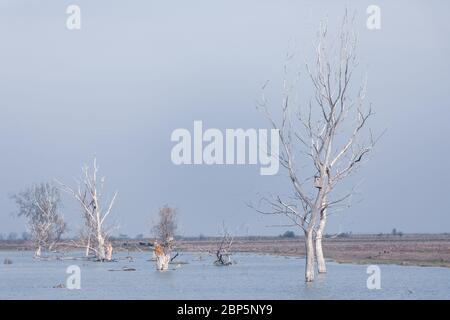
[57,158,117,261]
[11,182,67,257]
[152,205,177,270]
[255,14,377,281]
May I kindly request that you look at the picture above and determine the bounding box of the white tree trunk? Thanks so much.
[97,234,106,261]
[315,232,326,273]
[316,208,327,273]
[105,243,113,261]
[85,236,91,257]
[305,230,315,282]
[35,246,42,257]
[315,194,328,273]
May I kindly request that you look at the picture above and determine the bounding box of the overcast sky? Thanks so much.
[0,0,449,237]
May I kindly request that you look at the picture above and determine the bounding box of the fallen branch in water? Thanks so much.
[108,266,136,272]
[170,252,179,262]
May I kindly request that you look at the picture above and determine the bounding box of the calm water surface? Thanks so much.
[0,251,449,299]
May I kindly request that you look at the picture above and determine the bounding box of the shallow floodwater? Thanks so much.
[0,251,449,299]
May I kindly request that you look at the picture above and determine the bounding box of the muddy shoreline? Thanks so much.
[2,234,449,268]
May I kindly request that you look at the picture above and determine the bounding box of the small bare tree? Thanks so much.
[255,14,377,281]
[152,205,177,270]
[214,223,234,266]
[57,158,117,261]
[11,183,67,257]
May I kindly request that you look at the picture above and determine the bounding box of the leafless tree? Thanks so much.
[152,205,177,270]
[11,182,67,257]
[214,222,234,266]
[254,14,378,281]
[57,158,117,261]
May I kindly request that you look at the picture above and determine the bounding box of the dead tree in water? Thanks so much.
[214,223,234,266]
[152,205,177,270]
[57,158,117,261]
[11,182,67,257]
[253,13,378,281]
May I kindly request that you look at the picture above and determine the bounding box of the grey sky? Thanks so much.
[1,0,449,237]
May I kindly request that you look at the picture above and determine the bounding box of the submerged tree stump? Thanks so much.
[214,252,233,266]
[105,242,113,261]
[156,253,170,271]
[154,243,170,271]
